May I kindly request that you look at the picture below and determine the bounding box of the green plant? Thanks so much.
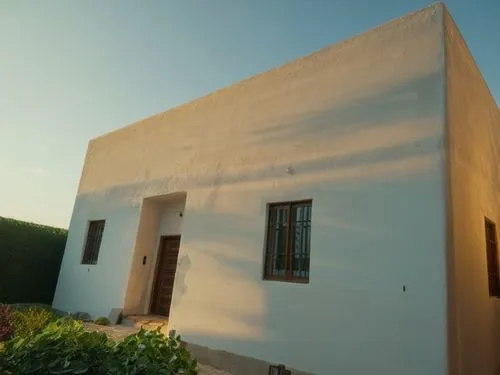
[109,329,198,375]
[0,305,13,342]
[0,318,198,375]
[94,316,110,326]
[71,311,92,322]
[12,305,56,338]
[0,216,67,304]
[0,317,113,374]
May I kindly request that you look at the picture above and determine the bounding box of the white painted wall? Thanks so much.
[123,198,160,315]
[52,193,142,318]
[445,10,500,375]
[54,5,449,375]
[157,200,185,238]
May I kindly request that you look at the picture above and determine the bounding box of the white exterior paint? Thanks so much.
[51,5,466,375]
[157,201,184,238]
[444,11,500,375]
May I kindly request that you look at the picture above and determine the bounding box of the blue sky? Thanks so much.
[0,0,499,228]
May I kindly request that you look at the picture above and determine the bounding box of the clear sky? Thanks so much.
[0,0,499,228]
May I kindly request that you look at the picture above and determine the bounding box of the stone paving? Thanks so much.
[197,364,232,375]
[84,323,232,375]
[84,322,138,341]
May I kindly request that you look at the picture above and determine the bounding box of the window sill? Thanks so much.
[263,276,309,284]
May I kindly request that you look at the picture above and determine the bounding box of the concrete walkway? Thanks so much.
[84,323,232,375]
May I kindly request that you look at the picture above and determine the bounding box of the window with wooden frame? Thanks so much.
[81,220,106,265]
[485,218,500,297]
[264,200,312,283]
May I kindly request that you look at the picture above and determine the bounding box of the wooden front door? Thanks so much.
[150,236,181,316]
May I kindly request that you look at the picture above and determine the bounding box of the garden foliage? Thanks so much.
[0,305,13,342]
[12,305,57,338]
[0,217,67,304]
[0,312,197,375]
[94,316,110,326]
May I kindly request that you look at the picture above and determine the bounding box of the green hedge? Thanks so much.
[0,217,67,304]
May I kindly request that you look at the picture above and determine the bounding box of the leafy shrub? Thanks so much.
[0,317,113,374]
[109,329,198,374]
[0,305,14,342]
[12,306,56,338]
[94,316,110,326]
[0,318,198,374]
[71,311,92,322]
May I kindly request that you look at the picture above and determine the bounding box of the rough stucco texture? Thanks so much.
[53,5,449,375]
[445,11,500,375]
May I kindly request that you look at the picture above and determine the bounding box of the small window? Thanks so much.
[82,220,106,265]
[264,200,312,283]
[484,218,500,297]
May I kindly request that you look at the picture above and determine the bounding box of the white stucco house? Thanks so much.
[53,3,500,375]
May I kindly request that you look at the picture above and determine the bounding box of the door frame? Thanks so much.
[149,235,181,315]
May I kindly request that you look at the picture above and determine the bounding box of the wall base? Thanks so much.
[185,342,315,375]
